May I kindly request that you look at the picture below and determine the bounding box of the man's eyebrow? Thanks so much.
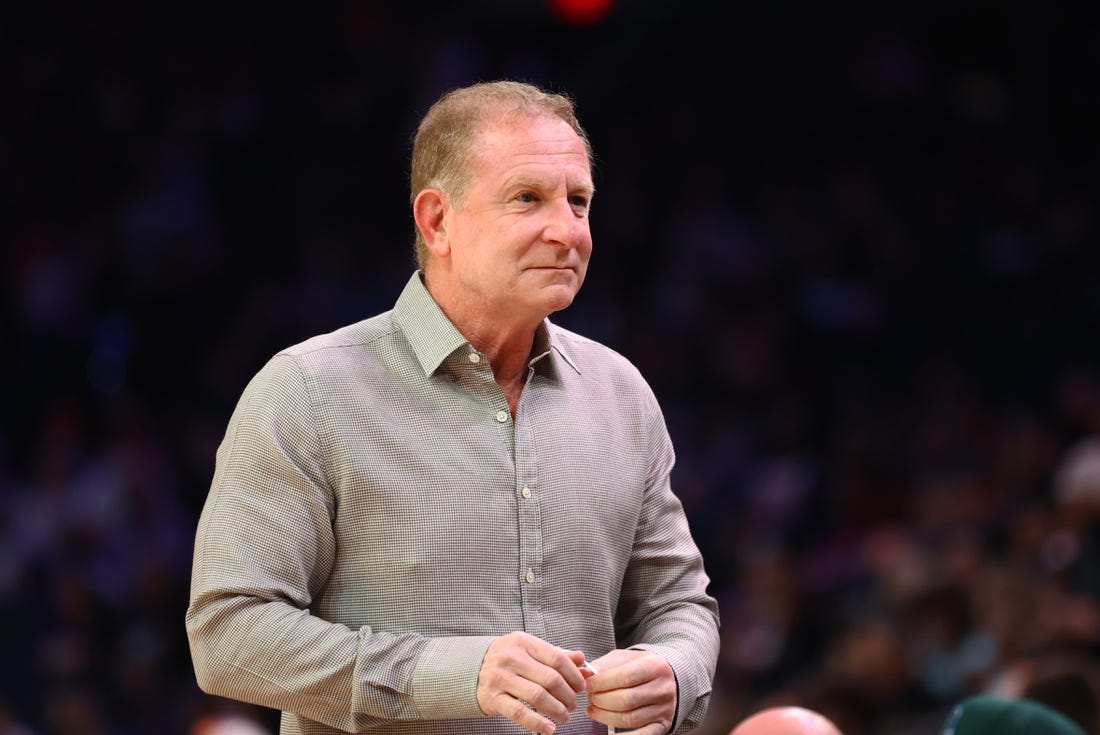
[502,174,549,191]
[501,175,595,195]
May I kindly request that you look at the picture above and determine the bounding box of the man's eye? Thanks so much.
[570,196,590,211]
[517,192,536,203]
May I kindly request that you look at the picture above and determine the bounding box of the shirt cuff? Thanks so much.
[410,636,496,720]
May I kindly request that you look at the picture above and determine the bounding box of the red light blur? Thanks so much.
[549,0,616,26]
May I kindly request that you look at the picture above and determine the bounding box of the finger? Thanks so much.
[525,644,586,695]
[478,638,576,724]
[598,725,663,735]
[588,677,670,711]
[489,693,558,735]
[506,672,575,723]
[586,653,664,695]
[621,725,663,735]
[487,636,582,712]
[564,649,587,668]
[506,642,585,704]
[564,650,591,690]
[587,701,670,733]
[588,669,677,731]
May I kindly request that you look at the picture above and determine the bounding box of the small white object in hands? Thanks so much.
[580,661,614,735]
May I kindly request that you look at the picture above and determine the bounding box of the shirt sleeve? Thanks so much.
[185,354,494,731]
[615,384,721,734]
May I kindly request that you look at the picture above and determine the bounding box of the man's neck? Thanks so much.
[422,271,542,408]
[460,322,537,417]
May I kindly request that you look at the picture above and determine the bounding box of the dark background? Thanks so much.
[4,1,1100,733]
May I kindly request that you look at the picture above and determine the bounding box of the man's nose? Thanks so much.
[542,198,589,247]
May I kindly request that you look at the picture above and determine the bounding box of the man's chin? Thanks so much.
[532,286,580,316]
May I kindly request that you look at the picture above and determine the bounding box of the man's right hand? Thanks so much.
[476,631,588,735]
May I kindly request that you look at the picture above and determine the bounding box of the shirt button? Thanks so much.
[496,410,509,423]
[521,486,531,499]
[468,353,481,364]
[525,569,535,584]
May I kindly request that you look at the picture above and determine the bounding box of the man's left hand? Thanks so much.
[585,649,676,735]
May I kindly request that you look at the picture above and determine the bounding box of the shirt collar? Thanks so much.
[392,272,469,377]
[392,271,582,378]
[545,323,581,375]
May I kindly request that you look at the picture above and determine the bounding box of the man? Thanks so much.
[186,80,719,735]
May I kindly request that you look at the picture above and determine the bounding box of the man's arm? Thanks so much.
[185,354,497,731]
[587,383,720,734]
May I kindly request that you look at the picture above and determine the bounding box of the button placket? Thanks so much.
[513,382,545,637]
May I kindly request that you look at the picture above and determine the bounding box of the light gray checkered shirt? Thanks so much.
[186,273,719,734]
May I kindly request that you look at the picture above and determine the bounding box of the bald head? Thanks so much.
[731,707,844,735]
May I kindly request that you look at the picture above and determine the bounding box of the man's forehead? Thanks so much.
[473,113,588,160]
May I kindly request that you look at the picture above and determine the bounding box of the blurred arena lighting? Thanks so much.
[549,0,616,25]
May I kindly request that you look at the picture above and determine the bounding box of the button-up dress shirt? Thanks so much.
[186,273,719,734]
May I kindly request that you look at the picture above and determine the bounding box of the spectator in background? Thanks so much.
[729,706,844,735]
[1052,436,1100,608]
[191,713,273,735]
[985,646,1100,735]
[1025,670,1099,735]
[939,695,1085,735]
[185,80,719,735]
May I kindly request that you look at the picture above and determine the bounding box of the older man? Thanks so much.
[186,81,719,735]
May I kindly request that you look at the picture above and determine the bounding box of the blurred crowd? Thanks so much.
[3,1,1099,734]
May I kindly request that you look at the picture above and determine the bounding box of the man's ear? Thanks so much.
[413,189,451,258]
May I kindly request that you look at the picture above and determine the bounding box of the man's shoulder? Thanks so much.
[277,311,399,363]
[547,322,645,382]
[547,323,666,423]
